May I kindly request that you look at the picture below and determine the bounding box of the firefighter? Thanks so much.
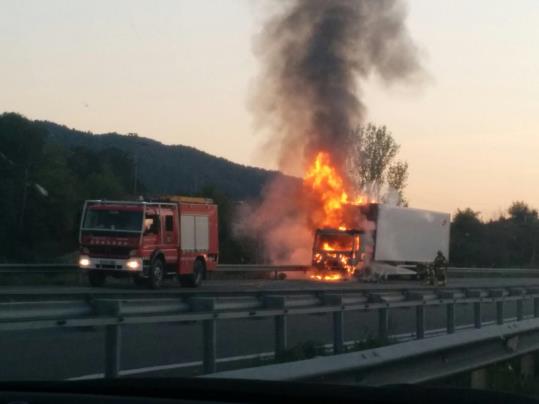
[433,250,448,286]
[424,263,435,286]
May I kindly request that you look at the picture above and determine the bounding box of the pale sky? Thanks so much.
[1,0,538,217]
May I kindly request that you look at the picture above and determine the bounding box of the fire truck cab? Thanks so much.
[78,196,218,288]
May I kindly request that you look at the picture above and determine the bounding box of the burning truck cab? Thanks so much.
[311,228,366,280]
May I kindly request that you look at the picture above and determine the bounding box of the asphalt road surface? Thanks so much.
[0,276,537,380]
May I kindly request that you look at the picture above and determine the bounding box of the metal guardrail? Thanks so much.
[1,263,539,275]
[214,264,309,280]
[1,284,539,379]
[0,264,77,274]
[206,316,539,385]
[449,267,539,275]
[0,264,309,275]
[216,264,309,272]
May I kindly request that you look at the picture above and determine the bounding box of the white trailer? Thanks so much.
[364,204,450,280]
[372,204,450,262]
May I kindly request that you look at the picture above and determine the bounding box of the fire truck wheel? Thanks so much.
[179,259,205,288]
[88,270,106,287]
[148,258,164,289]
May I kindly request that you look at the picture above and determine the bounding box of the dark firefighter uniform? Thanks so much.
[432,251,448,286]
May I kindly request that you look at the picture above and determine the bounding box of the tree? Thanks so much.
[0,113,137,261]
[0,113,48,259]
[506,201,539,266]
[448,203,539,268]
[508,201,538,224]
[346,124,409,205]
[386,161,409,206]
[450,208,484,266]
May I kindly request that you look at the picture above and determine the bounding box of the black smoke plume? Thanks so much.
[253,0,421,175]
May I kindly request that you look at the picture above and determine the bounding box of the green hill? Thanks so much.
[38,120,279,199]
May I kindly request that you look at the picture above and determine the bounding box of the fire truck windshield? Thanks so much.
[83,208,143,232]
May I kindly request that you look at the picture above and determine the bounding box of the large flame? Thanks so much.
[304,151,370,282]
[303,151,367,229]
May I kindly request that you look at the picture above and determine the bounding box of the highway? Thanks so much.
[1,275,539,380]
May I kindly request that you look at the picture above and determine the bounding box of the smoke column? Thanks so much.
[253,0,421,174]
[240,0,423,263]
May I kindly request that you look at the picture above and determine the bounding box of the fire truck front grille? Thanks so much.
[89,246,132,258]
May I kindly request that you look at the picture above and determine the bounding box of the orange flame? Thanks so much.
[304,151,366,228]
[321,242,335,251]
[310,273,342,281]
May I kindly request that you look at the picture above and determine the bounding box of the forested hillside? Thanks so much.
[38,120,277,199]
[0,113,279,261]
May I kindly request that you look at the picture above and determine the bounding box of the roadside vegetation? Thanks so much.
[451,203,539,268]
[275,335,393,363]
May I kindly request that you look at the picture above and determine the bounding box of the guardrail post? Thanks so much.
[94,300,123,379]
[496,301,504,325]
[474,302,482,328]
[203,319,217,374]
[465,290,482,329]
[191,298,217,374]
[517,299,524,321]
[378,308,389,341]
[489,290,504,325]
[324,295,344,354]
[534,298,539,318]
[521,353,535,379]
[446,303,455,334]
[437,291,456,334]
[105,324,121,378]
[415,305,425,339]
[509,289,526,322]
[406,292,426,339]
[333,311,344,354]
[275,315,287,356]
[264,296,288,358]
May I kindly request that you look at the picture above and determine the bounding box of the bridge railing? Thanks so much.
[1,283,539,379]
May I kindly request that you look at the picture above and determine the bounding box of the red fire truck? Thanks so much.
[78,196,218,288]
